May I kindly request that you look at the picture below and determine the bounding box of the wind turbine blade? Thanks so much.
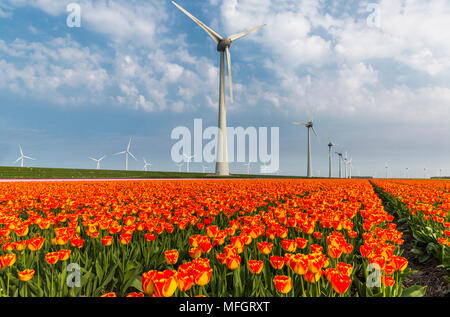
[14,157,21,163]
[89,157,97,161]
[127,137,132,151]
[228,24,266,42]
[292,122,307,126]
[114,151,126,155]
[19,145,23,156]
[311,127,318,138]
[100,156,106,161]
[310,106,317,122]
[225,47,233,103]
[128,152,137,161]
[172,1,222,43]
[24,156,35,160]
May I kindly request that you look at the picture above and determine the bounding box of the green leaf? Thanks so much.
[129,276,143,292]
[410,248,424,256]
[401,285,427,297]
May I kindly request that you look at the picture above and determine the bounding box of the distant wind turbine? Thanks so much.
[143,158,152,171]
[385,162,389,179]
[405,167,409,179]
[15,145,35,167]
[293,108,319,178]
[89,156,106,169]
[327,138,339,178]
[183,154,194,173]
[114,137,137,171]
[172,1,265,176]
[335,151,343,178]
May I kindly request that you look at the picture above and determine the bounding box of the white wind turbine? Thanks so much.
[335,151,344,178]
[293,109,319,178]
[143,158,152,171]
[114,137,137,171]
[327,138,339,178]
[15,145,35,167]
[172,1,265,176]
[424,167,427,179]
[344,151,349,178]
[183,154,194,173]
[385,162,389,179]
[405,167,409,179]
[347,155,353,179]
[89,156,106,169]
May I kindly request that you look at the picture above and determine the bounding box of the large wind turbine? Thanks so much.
[293,110,319,178]
[172,1,265,176]
[89,156,106,169]
[327,138,338,178]
[114,137,137,171]
[15,145,35,167]
[175,163,183,173]
[335,151,343,178]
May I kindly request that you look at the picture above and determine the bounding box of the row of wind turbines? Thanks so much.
[293,110,353,178]
[13,138,154,171]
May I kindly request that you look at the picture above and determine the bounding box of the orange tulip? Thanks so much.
[152,270,178,297]
[189,247,202,259]
[45,252,59,265]
[273,275,292,294]
[281,239,296,253]
[127,292,144,297]
[330,273,351,294]
[0,253,16,267]
[27,237,45,251]
[193,267,213,286]
[177,272,194,292]
[101,292,117,297]
[226,254,241,270]
[164,249,179,265]
[58,249,71,261]
[119,233,132,245]
[247,260,263,274]
[257,241,273,255]
[101,236,113,246]
[142,270,157,296]
[18,269,35,282]
[269,255,285,270]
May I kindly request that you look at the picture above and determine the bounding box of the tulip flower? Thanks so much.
[273,275,292,294]
[164,249,179,265]
[247,260,263,274]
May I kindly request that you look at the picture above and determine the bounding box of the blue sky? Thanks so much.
[0,0,450,178]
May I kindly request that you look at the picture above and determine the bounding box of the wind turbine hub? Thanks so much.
[217,38,232,52]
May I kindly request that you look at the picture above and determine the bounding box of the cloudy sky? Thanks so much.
[0,0,449,178]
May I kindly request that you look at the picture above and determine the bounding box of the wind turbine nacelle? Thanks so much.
[217,39,232,52]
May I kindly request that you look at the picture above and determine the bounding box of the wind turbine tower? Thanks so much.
[327,139,338,178]
[172,1,265,176]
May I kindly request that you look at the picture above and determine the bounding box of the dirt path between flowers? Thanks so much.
[371,183,450,297]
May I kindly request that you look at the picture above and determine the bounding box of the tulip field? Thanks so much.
[0,179,448,297]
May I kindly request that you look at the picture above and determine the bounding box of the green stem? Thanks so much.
[7,266,10,296]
